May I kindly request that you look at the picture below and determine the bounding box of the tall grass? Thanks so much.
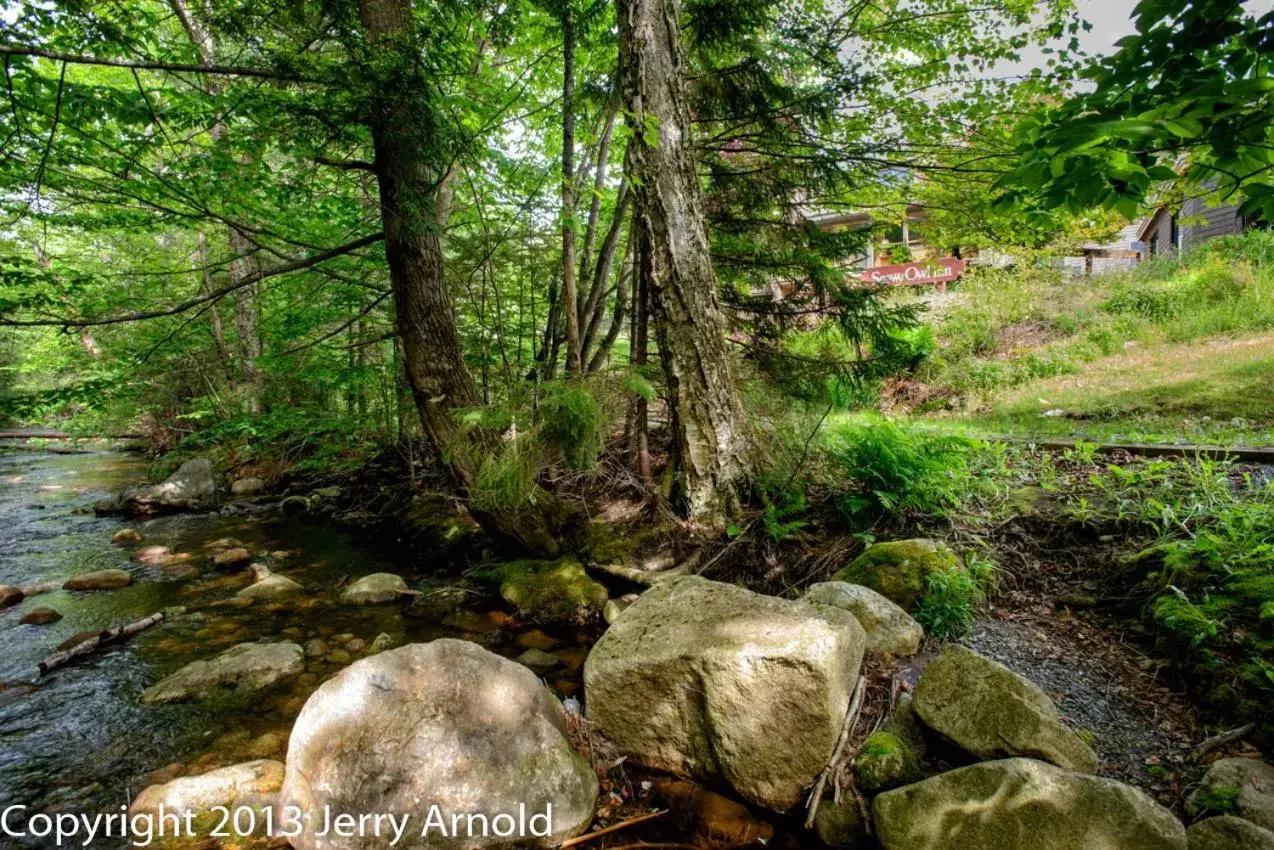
[921,230,1274,400]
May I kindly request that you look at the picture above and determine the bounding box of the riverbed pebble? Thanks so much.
[111,528,143,546]
[0,585,25,607]
[20,607,62,626]
[63,569,132,591]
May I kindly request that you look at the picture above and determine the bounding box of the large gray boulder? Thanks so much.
[1188,816,1274,849]
[584,576,866,812]
[1188,759,1274,833]
[280,639,597,850]
[141,641,303,705]
[913,645,1099,773]
[873,758,1186,850]
[122,458,217,515]
[803,581,924,655]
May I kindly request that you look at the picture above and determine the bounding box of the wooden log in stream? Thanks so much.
[38,612,165,676]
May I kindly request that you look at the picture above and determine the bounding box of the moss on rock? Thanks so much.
[480,558,608,624]
[853,731,922,795]
[835,539,961,611]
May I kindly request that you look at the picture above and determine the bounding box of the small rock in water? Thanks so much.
[326,649,352,665]
[279,495,311,514]
[237,564,303,602]
[204,537,247,551]
[19,581,57,597]
[516,629,560,651]
[63,569,132,591]
[111,528,143,546]
[304,639,328,659]
[130,759,283,825]
[20,607,62,626]
[345,638,366,653]
[516,648,561,674]
[230,476,266,497]
[368,633,394,654]
[0,585,26,608]
[141,642,303,705]
[339,573,408,605]
[213,548,253,569]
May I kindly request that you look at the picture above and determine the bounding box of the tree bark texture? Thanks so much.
[618,0,753,526]
[360,0,562,555]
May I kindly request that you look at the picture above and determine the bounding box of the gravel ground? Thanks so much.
[896,609,1201,807]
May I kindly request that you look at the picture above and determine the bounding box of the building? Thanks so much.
[1139,196,1265,257]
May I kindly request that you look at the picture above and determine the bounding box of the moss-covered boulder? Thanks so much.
[485,558,608,624]
[1187,816,1274,850]
[1188,759,1274,832]
[914,645,1099,773]
[835,539,960,611]
[853,731,922,795]
[873,758,1186,850]
[882,693,928,759]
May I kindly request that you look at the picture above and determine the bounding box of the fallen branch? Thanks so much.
[1191,724,1255,763]
[38,612,165,675]
[559,810,666,848]
[805,675,866,830]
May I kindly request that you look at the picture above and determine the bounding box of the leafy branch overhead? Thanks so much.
[998,0,1274,221]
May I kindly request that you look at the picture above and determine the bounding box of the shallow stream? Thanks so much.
[0,447,588,846]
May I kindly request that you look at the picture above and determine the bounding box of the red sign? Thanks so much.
[859,258,966,287]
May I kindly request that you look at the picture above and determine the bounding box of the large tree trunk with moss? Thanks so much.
[360,0,563,555]
[618,0,754,527]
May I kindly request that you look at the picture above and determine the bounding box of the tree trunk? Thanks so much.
[560,6,583,376]
[618,0,754,526]
[360,0,562,555]
[228,226,263,414]
[170,0,263,414]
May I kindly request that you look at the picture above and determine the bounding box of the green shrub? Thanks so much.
[915,565,983,638]
[538,382,603,470]
[824,417,974,518]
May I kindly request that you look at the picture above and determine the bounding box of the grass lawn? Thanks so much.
[944,332,1274,446]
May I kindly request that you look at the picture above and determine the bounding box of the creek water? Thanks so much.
[0,447,588,846]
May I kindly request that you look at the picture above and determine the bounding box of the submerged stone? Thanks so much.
[339,572,408,605]
[141,641,303,705]
[20,607,62,626]
[64,569,132,591]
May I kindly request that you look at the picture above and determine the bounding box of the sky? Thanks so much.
[1010,0,1274,74]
